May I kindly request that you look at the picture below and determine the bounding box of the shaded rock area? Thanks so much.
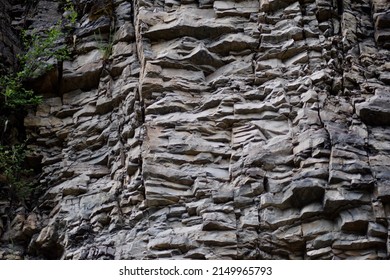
[1,0,390,259]
[0,0,21,76]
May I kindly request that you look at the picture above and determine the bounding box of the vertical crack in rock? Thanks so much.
[337,0,344,16]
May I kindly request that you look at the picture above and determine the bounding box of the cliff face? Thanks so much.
[0,0,21,76]
[1,0,390,259]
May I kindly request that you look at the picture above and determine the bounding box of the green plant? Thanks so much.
[0,5,74,205]
[0,76,42,108]
[94,29,114,61]
[20,23,70,79]
[64,0,78,25]
[0,21,70,109]
[0,144,34,202]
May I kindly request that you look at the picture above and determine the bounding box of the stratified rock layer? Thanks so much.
[1,0,390,260]
[0,0,21,75]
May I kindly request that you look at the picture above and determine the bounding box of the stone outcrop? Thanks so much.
[1,0,390,259]
[0,0,21,76]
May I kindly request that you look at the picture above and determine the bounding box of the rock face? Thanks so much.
[1,0,390,259]
[0,0,21,76]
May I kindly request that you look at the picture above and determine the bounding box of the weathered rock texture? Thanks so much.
[0,0,21,76]
[1,0,390,259]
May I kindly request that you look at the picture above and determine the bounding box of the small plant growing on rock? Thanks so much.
[20,23,70,80]
[0,76,41,109]
[0,144,35,202]
[94,29,114,62]
[0,12,73,205]
[63,0,78,26]
[0,21,70,109]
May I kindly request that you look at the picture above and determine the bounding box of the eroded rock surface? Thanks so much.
[0,0,21,76]
[1,0,390,260]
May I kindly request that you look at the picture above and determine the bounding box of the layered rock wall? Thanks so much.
[1,0,390,259]
[0,0,20,75]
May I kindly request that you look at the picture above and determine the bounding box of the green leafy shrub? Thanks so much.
[0,21,70,109]
[0,144,35,202]
[0,75,42,109]
[0,10,75,203]
[64,0,78,25]
[19,24,70,79]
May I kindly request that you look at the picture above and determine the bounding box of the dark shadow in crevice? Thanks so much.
[337,0,344,15]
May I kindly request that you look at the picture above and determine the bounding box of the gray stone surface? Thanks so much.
[1,0,390,260]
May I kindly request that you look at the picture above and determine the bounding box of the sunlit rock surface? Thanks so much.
[1,0,390,260]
